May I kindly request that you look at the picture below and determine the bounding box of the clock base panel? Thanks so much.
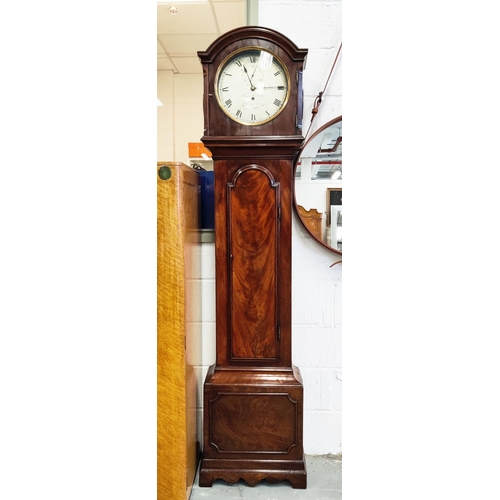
[200,365,307,489]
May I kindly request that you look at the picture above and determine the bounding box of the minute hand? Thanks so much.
[243,65,256,91]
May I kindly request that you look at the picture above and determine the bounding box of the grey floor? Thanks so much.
[190,455,342,500]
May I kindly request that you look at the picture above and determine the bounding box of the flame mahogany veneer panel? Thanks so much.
[214,159,293,368]
[209,393,296,453]
[228,166,280,360]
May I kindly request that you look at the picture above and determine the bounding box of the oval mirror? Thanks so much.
[294,116,342,254]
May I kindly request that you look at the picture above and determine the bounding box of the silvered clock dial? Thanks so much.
[215,47,290,126]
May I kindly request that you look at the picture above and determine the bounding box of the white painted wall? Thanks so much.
[157,71,203,164]
[157,0,342,454]
[157,71,174,161]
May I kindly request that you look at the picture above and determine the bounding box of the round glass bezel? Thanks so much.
[214,46,291,126]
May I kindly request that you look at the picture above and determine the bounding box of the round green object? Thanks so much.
[158,166,172,180]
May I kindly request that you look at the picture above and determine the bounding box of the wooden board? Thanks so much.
[157,162,200,500]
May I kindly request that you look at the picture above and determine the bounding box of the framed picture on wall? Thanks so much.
[326,188,342,226]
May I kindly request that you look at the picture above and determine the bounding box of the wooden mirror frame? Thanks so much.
[293,116,342,254]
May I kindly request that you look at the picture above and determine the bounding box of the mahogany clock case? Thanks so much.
[198,27,308,489]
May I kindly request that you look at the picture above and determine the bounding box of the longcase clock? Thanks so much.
[197,26,308,489]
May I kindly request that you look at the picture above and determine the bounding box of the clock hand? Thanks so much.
[243,65,256,91]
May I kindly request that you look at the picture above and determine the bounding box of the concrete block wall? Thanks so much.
[258,0,342,138]
[292,213,342,454]
[192,243,216,445]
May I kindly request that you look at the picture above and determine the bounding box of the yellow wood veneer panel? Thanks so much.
[157,163,199,500]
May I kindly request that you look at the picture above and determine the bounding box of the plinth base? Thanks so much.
[200,365,307,489]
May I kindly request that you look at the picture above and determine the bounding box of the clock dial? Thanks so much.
[215,48,290,126]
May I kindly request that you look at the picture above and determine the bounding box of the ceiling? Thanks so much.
[157,1,247,74]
